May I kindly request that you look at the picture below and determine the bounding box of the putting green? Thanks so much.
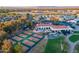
[69,35,79,42]
[74,31,79,34]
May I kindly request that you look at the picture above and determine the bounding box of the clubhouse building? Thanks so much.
[33,23,73,33]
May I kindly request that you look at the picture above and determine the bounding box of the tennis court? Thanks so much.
[11,31,45,52]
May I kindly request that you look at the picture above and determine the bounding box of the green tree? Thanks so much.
[3,26,12,34]
[26,13,34,21]
[13,43,23,53]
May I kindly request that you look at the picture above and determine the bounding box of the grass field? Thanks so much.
[74,31,79,34]
[44,36,68,53]
[69,35,79,42]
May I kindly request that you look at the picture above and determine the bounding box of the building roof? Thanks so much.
[52,25,73,30]
[36,23,52,26]
[52,25,68,29]
[35,23,73,30]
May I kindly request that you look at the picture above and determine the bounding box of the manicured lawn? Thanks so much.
[69,35,79,42]
[44,36,68,53]
[74,31,79,34]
